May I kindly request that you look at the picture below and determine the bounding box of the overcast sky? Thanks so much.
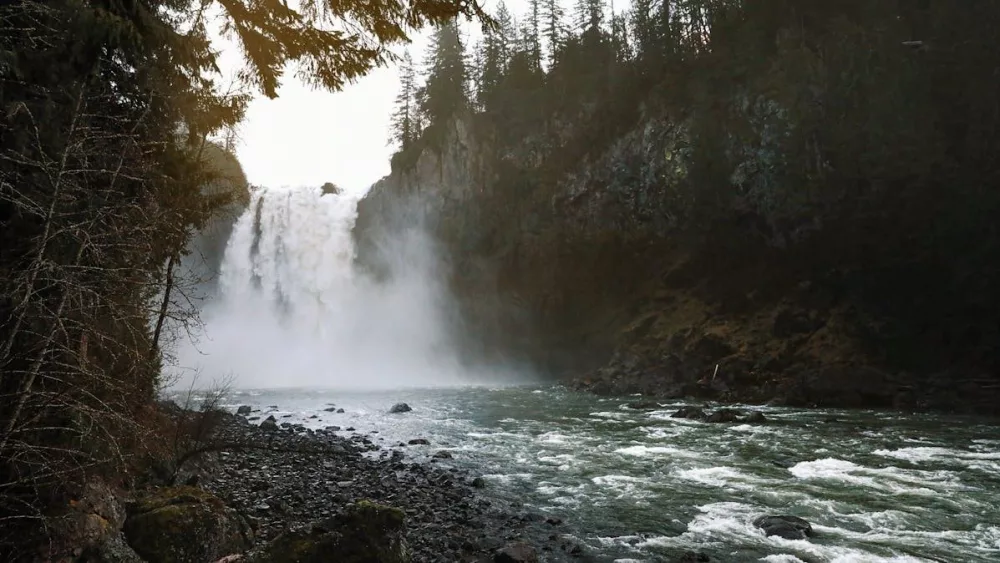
[214,1,529,196]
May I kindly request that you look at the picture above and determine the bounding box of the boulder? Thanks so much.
[494,542,538,563]
[670,406,707,419]
[83,532,144,562]
[123,486,253,563]
[471,477,486,488]
[247,500,408,563]
[705,408,740,423]
[236,405,252,415]
[432,450,453,459]
[407,438,430,446]
[259,415,278,431]
[752,514,813,540]
[42,480,129,560]
[389,403,412,413]
[743,411,767,423]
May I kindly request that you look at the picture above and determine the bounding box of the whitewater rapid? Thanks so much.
[193,386,1000,563]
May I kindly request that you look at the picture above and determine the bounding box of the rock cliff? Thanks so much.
[355,106,998,415]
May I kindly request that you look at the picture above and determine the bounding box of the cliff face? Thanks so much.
[355,106,998,415]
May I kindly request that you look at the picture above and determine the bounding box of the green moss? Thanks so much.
[249,501,409,563]
[124,487,250,563]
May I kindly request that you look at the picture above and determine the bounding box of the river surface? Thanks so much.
[199,385,1000,563]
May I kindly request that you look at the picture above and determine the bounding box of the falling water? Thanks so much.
[172,185,507,390]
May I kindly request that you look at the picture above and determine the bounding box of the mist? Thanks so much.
[169,185,531,391]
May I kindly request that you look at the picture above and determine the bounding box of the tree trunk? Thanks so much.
[150,253,177,361]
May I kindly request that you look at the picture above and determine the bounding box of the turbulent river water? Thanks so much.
[208,386,1000,563]
[172,186,1000,562]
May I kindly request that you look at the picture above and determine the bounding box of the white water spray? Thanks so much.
[172,185,502,390]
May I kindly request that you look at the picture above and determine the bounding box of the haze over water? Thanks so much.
[172,186,525,390]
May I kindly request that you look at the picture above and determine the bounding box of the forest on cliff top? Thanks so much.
[387,0,1000,383]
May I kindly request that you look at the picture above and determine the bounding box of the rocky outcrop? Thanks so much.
[354,105,998,414]
[123,486,252,563]
[40,480,139,562]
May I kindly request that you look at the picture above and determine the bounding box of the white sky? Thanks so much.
[213,1,533,196]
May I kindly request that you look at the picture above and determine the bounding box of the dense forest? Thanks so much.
[0,0,487,557]
[373,0,1000,408]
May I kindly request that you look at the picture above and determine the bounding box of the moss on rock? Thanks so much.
[123,486,252,563]
[249,500,408,563]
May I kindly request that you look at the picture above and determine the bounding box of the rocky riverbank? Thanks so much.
[198,408,589,562]
[69,404,630,563]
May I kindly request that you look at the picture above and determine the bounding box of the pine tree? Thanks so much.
[541,0,566,66]
[575,0,605,33]
[630,0,656,60]
[420,20,469,126]
[497,1,518,59]
[389,50,418,149]
[528,0,542,67]
[477,13,509,109]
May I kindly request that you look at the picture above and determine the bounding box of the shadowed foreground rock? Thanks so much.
[247,501,408,563]
[123,486,252,563]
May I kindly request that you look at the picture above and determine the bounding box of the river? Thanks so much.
[202,386,1000,563]
[170,185,1000,562]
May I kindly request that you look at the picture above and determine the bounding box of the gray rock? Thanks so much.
[259,415,278,431]
[494,542,538,563]
[753,514,813,540]
[389,402,412,413]
[236,405,252,415]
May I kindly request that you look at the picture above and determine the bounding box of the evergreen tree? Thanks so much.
[629,0,656,61]
[575,0,605,33]
[541,0,567,66]
[528,0,543,66]
[420,20,469,126]
[517,19,541,71]
[477,14,510,109]
[497,1,518,59]
[389,50,419,149]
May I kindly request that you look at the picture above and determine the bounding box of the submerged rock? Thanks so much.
[123,486,252,563]
[625,401,661,410]
[753,514,813,540]
[671,406,707,419]
[743,411,767,423]
[705,408,741,423]
[389,403,412,413]
[247,500,408,563]
[674,551,710,562]
[407,438,430,446]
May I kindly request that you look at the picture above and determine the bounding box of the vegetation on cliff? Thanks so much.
[0,0,488,557]
[371,0,1000,411]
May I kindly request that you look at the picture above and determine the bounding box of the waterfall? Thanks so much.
[171,185,473,390]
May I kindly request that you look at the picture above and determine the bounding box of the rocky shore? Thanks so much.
[199,409,589,562]
[76,404,619,563]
